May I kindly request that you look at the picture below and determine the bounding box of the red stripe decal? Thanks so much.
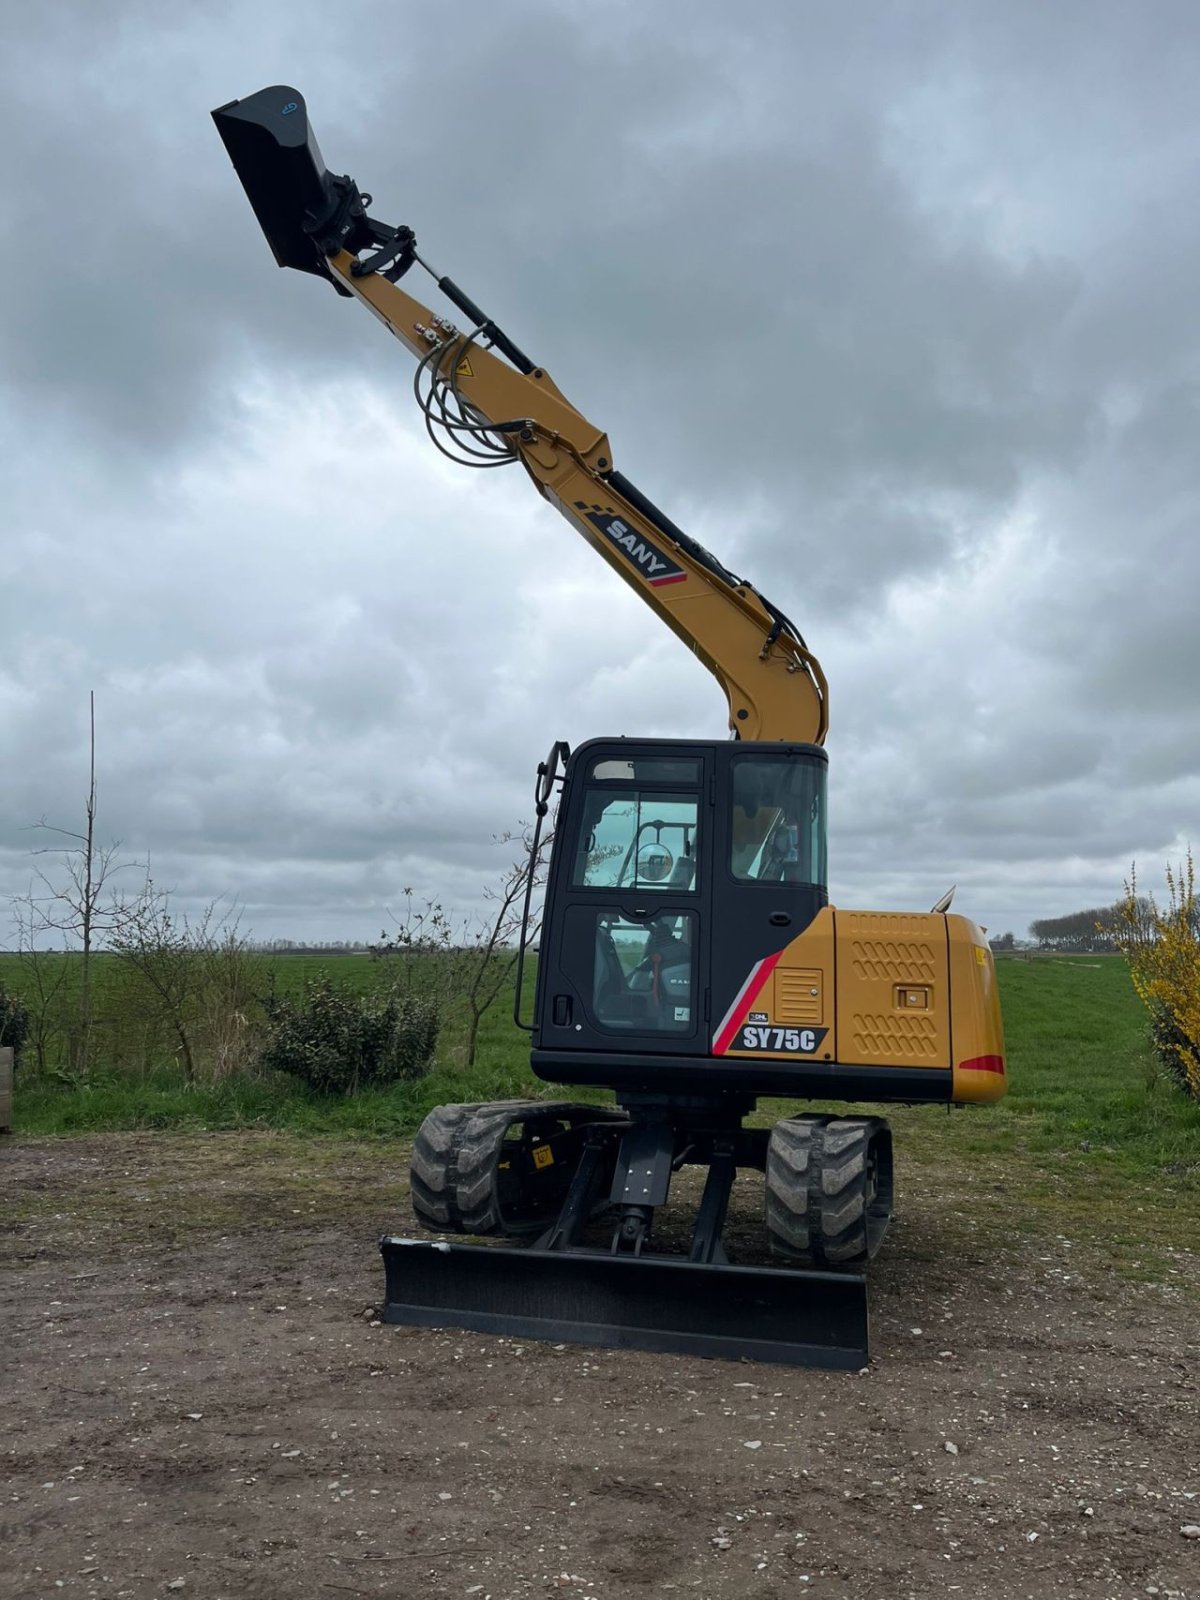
[959,1054,1005,1074]
[649,572,687,587]
[712,951,784,1055]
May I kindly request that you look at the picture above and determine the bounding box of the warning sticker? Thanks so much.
[532,1144,554,1170]
[455,356,474,378]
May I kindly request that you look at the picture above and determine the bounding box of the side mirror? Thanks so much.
[536,740,571,809]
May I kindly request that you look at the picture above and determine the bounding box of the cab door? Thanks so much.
[536,743,712,1056]
[709,744,830,1055]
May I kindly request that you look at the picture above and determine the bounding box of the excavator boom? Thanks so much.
[213,87,827,744]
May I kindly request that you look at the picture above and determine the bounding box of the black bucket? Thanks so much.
[380,1236,869,1370]
[212,86,339,286]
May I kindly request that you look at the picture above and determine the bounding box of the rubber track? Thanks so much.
[764,1114,894,1267]
[410,1100,617,1237]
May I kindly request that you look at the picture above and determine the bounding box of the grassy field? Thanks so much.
[5,951,1199,1288]
[0,949,383,996]
[6,951,1198,1176]
[1,948,541,1137]
[894,954,1200,1174]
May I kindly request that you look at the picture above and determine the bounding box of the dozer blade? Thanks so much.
[380,1237,868,1370]
[211,86,341,288]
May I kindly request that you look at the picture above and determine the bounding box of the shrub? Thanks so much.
[1115,851,1200,1101]
[108,889,267,1085]
[0,980,30,1066]
[259,971,439,1095]
[1148,1006,1200,1099]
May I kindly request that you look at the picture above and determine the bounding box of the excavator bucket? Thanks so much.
[380,1237,869,1370]
[211,86,341,288]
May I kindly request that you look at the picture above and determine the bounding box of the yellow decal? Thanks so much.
[456,357,474,378]
[532,1144,554,1170]
[974,946,987,966]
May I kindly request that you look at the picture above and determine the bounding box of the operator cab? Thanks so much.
[531,738,829,1090]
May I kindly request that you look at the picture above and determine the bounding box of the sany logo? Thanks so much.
[582,508,687,588]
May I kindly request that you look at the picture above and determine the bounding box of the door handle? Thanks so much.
[769,912,792,927]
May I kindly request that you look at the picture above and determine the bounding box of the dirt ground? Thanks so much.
[2,1131,1197,1600]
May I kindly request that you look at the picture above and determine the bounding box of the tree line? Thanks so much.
[1026,894,1196,954]
[1026,902,1130,953]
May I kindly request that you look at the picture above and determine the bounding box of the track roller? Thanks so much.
[410,1100,625,1237]
[765,1115,893,1266]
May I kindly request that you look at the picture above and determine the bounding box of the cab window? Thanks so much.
[573,787,700,892]
[730,757,827,886]
[592,910,696,1032]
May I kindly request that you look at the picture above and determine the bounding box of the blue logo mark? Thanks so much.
[281,101,298,115]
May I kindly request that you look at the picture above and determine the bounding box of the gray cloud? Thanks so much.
[1,0,1198,946]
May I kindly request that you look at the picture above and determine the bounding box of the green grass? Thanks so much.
[7,1057,544,1137]
[0,948,383,994]
[5,951,544,1136]
[7,954,1199,1188]
[7,951,1199,1282]
[926,955,1200,1176]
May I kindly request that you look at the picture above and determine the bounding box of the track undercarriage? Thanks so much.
[381,1096,894,1368]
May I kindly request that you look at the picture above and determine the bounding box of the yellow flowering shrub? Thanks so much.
[1115,850,1200,1100]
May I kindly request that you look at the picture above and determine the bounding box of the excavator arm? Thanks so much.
[213,87,827,744]
[213,85,1007,1375]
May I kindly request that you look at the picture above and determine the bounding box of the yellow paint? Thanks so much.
[948,921,1007,1103]
[722,908,1006,1104]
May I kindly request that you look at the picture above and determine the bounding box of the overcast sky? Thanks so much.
[2,0,1197,944]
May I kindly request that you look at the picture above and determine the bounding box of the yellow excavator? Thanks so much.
[214,87,1006,1368]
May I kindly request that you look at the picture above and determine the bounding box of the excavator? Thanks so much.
[214,87,1007,1368]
